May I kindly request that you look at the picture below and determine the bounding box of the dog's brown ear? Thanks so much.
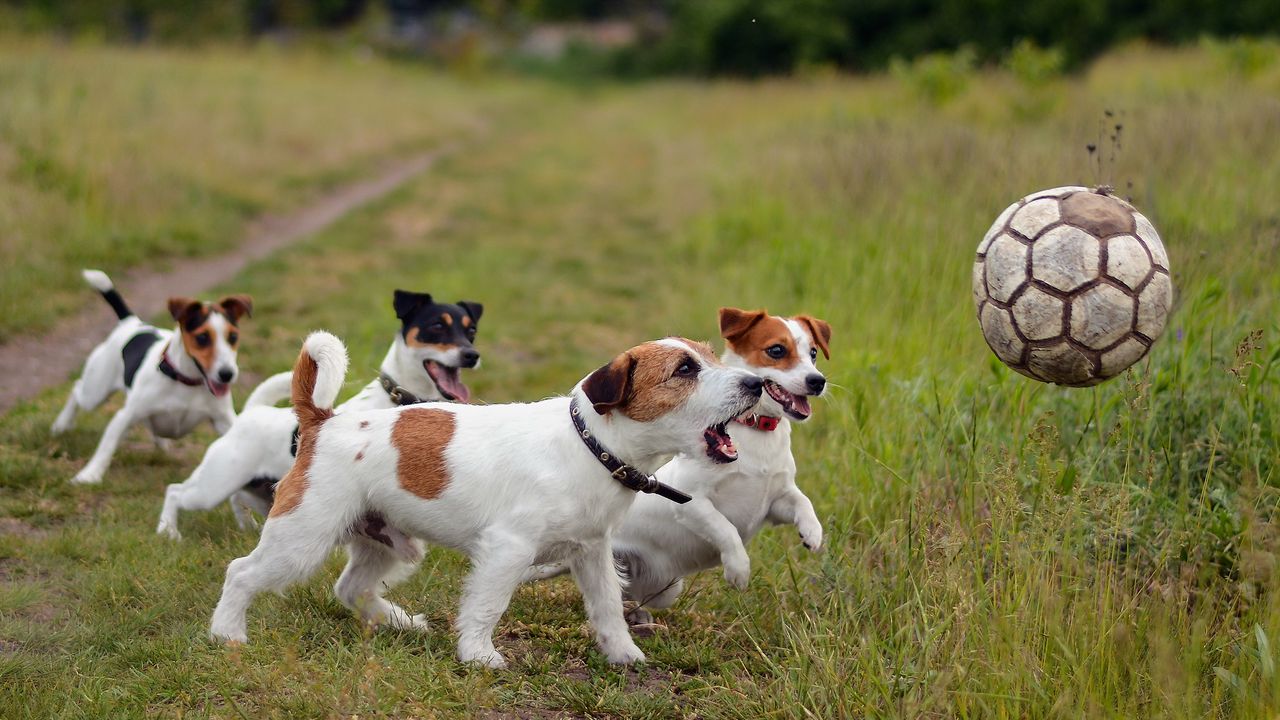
[795,315,832,360]
[582,352,633,415]
[218,295,253,325]
[167,297,205,329]
[719,307,767,342]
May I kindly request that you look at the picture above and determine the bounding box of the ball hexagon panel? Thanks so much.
[1105,234,1153,290]
[984,233,1028,303]
[1137,271,1173,339]
[1032,225,1100,293]
[1012,286,1065,341]
[1028,341,1095,387]
[1070,283,1135,350]
[1027,185,1088,201]
[1060,191,1135,237]
[1009,198,1061,239]
[1134,213,1169,269]
[980,303,1025,366]
[980,201,1021,255]
[1101,337,1148,377]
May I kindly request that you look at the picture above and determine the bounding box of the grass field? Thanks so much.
[3,39,1280,717]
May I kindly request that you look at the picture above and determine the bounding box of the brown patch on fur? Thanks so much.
[794,315,832,359]
[1061,191,1135,237]
[406,327,458,352]
[392,408,456,500]
[616,343,703,422]
[178,318,220,373]
[441,313,453,326]
[270,347,335,517]
[359,420,370,429]
[461,315,471,328]
[721,309,800,370]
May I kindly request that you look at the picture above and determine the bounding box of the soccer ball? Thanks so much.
[972,186,1173,387]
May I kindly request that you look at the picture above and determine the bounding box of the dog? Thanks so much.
[525,307,830,622]
[208,331,763,668]
[52,270,252,485]
[156,290,481,540]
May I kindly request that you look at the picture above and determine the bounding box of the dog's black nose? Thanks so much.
[805,374,826,394]
[460,348,480,368]
[217,368,235,383]
[741,375,763,396]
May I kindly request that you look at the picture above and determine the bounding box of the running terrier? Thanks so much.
[526,307,831,622]
[52,270,253,485]
[156,290,482,539]
[208,331,762,668]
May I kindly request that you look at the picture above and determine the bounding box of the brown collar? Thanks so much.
[158,354,204,388]
[735,413,780,432]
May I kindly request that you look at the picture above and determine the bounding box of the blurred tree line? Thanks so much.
[4,0,1279,75]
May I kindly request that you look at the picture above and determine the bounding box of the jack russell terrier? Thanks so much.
[526,308,830,622]
[209,331,762,668]
[156,290,481,539]
[52,270,252,485]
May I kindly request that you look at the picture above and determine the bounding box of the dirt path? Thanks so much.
[0,148,448,414]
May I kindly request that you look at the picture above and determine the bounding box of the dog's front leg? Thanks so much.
[767,485,823,551]
[570,540,645,665]
[673,497,752,589]
[455,533,537,669]
[72,406,136,484]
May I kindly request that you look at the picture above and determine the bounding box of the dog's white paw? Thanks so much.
[71,469,103,485]
[723,554,750,590]
[50,419,71,435]
[604,641,646,666]
[210,627,248,645]
[458,644,508,670]
[799,520,824,552]
[156,521,182,541]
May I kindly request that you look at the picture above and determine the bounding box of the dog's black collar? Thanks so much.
[159,354,204,388]
[568,397,691,504]
[379,372,426,406]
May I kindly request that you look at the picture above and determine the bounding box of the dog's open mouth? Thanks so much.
[764,380,811,421]
[703,422,738,463]
[206,379,231,398]
[425,360,470,403]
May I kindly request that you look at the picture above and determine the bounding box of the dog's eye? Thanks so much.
[809,347,818,361]
[766,344,787,360]
[430,322,445,332]
[673,360,699,378]
[195,332,211,348]
[227,331,239,345]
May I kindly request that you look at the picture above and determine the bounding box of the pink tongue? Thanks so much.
[791,395,811,417]
[208,381,231,398]
[427,364,470,403]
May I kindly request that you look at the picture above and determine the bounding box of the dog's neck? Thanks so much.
[163,332,203,379]
[379,341,444,403]
[569,390,675,476]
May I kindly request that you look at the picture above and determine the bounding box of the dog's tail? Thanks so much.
[292,331,347,430]
[243,371,295,410]
[82,269,133,320]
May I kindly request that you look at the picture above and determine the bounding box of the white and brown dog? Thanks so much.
[209,331,762,668]
[52,270,252,485]
[156,290,482,540]
[528,308,830,620]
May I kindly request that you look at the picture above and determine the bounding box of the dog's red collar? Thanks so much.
[158,355,204,388]
[735,413,781,432]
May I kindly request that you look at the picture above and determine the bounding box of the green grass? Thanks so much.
[4,40,1280,717]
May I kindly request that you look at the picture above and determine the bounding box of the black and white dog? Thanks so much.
[156,290,482,539]
[53,270,253,485]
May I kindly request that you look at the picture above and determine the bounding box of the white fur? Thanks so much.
[157,324,474,539]
[208,335,762,668]
[532,317,828,617]
[52,271,241,485]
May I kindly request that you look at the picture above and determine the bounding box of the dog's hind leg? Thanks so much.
[334,536,427,632]
[571,541,645,665]
[71,405,135,485]
[51,383,83,435]
[209,511,346,644]
[158,437,264,539]
[455,531,538,669]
